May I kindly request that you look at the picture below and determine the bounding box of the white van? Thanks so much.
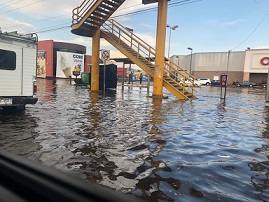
[0,31,38,111]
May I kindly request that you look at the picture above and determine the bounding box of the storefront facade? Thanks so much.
[172,49,269,84]
[37,40,91,78]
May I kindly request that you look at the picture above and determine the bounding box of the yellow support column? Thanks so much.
[152,0,168,98]
[91,28,101,91]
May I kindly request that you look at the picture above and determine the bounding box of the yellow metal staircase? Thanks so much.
[72,0,125,37]
[71,0,196,100]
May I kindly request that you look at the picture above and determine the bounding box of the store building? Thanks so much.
[37,40,91,78]
[171,49,269,84]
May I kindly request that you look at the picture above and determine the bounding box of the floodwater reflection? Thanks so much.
[248,106,269,201]
[1,80,269,201]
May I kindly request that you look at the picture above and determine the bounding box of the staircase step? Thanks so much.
[85,19,101,27]
[95,8,111,15]
[103,0,121,7]
[99,4,117,11]
[92,11,107,18]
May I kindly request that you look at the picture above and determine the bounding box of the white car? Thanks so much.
[198,78,211,85]
[180,79,201,87]
[194,79,202,87]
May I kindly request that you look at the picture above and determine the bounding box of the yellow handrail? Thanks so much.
[103,19,156,63]
[102,19,195,96]
[72,0,97,24]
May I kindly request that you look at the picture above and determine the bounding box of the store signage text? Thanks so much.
[73,54,83,63]
[260,57,269,66]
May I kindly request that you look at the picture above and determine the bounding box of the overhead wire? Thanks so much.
[111,0,201,19]
[2,0,201,35]
[2,13,70,30]
[0,0,44,15]
[32,0,201,34]
[230,7,269,50]
[0,0,24,9]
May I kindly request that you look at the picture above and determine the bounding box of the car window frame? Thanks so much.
[0,49,16,71]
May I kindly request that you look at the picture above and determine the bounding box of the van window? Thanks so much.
[0,49,16,70]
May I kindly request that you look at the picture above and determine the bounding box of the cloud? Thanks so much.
[136,33,156,47]
[3,0,82,17]
[110,50,125,58]
[204,19,245,28]
[0,15,34,33]
[112,0,149,18]
[3,1,156,57]
[255,45,269,49]
[221,19,245,26]
[4,0,148,20]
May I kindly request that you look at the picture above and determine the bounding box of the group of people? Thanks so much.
[129,72,144,84]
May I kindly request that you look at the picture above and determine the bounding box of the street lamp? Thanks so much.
[188,47,193,75]
[167,24,178,59]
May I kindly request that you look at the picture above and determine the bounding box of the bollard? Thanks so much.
[220,74,227,100]
[265,68,269,106]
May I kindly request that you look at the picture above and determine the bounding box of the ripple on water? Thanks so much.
[1,80,269,201]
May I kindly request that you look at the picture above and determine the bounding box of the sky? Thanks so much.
[1,0,269,58]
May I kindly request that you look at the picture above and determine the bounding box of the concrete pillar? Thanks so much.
[243,72,250,81]
[266,68,269,103]
[91,28,100,91]
[152,0,168,98]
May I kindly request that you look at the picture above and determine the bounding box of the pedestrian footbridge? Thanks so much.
[71,0,196,100]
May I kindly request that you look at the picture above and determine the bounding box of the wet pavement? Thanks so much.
[1,78,269,201]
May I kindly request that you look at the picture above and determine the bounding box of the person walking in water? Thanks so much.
[139,73,143,84]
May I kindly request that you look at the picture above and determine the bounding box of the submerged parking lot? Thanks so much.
[0,78,269,201]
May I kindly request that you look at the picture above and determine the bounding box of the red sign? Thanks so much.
[101,50,110,61]
[260,57,269,66]
[220,74,227,87]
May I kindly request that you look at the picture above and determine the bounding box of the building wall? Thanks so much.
[84,55,92,73]
[117,67,127,77]
[244,49,269,83]
[37,40,54,77]
[194,51,245,72]
[171,55,188,70]
[244,49,269,73]
[229,51,246,72]
[38,40,88,78]
[171,51,246,84]
[250,73,268,83]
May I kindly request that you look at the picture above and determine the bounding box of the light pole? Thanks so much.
[176,55,180,66]
[188,47,193,75]
[166,24,178,59]
[125,26,133,84]
[226,50,231,73]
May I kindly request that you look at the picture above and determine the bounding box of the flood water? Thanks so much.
[1,78,269,201]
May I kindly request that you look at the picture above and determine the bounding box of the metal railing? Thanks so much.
[72,0,97,24]
[102,19,196,96]
[102,19,156,63]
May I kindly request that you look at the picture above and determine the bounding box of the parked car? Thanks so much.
[211,80,221,86]
[237,81,256,87]
[198,78,211,85]
[179,78,201,87]
[258,81,267,88]
[194,79,202,87]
